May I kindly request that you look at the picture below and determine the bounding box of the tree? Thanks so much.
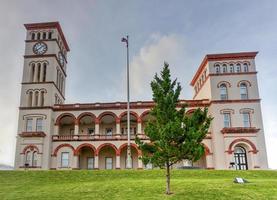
[136,63,212,195]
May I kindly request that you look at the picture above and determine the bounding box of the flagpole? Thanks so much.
[122,35,132,169]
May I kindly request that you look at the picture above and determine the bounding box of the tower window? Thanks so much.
[215,64,220,73]
[243,63,249,72]
[240,83,248,99]
[31,33,35,40]
[236,64,241,73]
[43,32,46,40]
[223,113,231,128]
[26,119,33,132]
[36,118,43,131]
[31,64,35,82]
[220,84,228,100]
[242,113,251,127]
[43,63,47,82]
[222,64,227,73]
[48,32,52,39]
[35,91,39,106]
[28,91,33,107]
[40,91,45,106]
[37,63,41,82]
[230,64,234,73]
[37,32,41,40]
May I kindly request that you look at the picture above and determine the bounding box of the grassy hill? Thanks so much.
[0,170,276,200]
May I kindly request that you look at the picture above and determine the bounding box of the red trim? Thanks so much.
[227,138,258,154]
[190,52,258,86]
[19,132,46,137]
[186,109,196,114]
[119,111,140,122]
[76,112,96,124]
[96,143,119,156]
[97,111,119,123]
[217,81,231,88]
[22,145,40,154]
[74,143,96,156]
[52,143,75,157]
[237,80,252,87]
[202,144,212,156]
[140,110,151,120]
[24,22,70,51]
[211,99,260,104]
[118,143,142,156]
[55,113,76,125]
[221,127,260,134]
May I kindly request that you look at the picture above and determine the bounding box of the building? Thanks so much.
[14,22,268,170]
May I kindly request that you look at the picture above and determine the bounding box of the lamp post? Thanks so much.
[121,35,132,169]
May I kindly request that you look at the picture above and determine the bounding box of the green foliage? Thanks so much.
[136,63,212,168]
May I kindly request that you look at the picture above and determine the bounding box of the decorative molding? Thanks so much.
[221,127,260,134]
[23,114,47,120]
[55,113,76,125]
[217,81,231,88]
[95,143,119,156]
[237,80,252,87]
[220,109,235,114]
[211,99,260,104]
[19,132,46,137]
[52,143,75,157]
[239,108,254,114]
[227,138,258,154]
[74,143,96,156]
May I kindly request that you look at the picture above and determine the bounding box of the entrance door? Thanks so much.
[234,146,248,170]
[87,157,94,169]
[105,157,113,169]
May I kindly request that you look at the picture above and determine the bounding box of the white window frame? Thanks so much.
[223,113,231,128]
[243,113,251,127]
[36,118,43,132]
[26,119,33,132]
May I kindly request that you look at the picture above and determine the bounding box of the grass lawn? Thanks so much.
[0,170,276,200]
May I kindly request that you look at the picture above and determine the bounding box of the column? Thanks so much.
[137,119,142,134]
[54,125,59,135]
[95,119,100,138]
[206,154,214,169]
[116,155,120,169]
[116,122,120,138]
[38,91,42,107]
[94,155,99,169]
[74,124,79,135]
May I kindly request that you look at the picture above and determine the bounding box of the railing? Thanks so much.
[52,134,148,141]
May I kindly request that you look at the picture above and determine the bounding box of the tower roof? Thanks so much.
[190,52,258,86]
[24,21,70,51]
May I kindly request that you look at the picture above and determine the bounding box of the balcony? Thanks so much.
[52,134,148,141]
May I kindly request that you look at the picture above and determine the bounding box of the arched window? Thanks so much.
[215,64,220,73]
[48,32,52,39]
[236,64,241,73]
[37,32,41,40]
[25,151,32,166]
[32,152,38,167]
[222,64,227,73]
[230,64,234,73]
[240,83,248,99]
[234,146,248,170]
[43,32,46,40]
[243,63,249,72]
[37,63,41,82]
[35,91,39,106]
[31,33,35,40]
[31,63,35,82]
[40,91,45,106]
[28,91,33,107]
[220,84,228,100]
[43,63,47,82]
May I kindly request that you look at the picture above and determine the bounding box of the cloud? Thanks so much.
[125,33,192,101]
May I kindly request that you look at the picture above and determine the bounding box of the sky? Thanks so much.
[0,0,276,168]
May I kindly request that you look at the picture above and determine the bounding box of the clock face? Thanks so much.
[33,42,47,55]
[58,52,65,66]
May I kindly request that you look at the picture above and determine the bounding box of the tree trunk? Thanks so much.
[166,162,171,195]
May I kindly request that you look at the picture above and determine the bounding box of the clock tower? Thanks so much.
[14,22,70,169]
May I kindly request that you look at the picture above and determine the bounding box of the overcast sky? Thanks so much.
[0,0,276,168]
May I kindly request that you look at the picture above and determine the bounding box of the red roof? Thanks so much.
[24,22,70,51]
[190,52,258,86]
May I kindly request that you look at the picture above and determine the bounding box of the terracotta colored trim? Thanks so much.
[74,143,96,156]
[119,111,140,122]
[52,143,75,157]
[237,80,252,87]
[19,132,46,137]
[227,138,258,154]
[55,113,76,126]
[190,52,258,86]
[22,144,40,154]
[76,112,96,124]
[217,81,231,88]
[118,143,142,156]
[209,71,257,77]
[221,127,260,134]
[95,143,118,156]
[24,54,67,77]
[21,81,65,99]
[220,109,235,114]
[211,99,260,104]
[97,111,119,123]
[24,22,70,51]
[239,108,254,114]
